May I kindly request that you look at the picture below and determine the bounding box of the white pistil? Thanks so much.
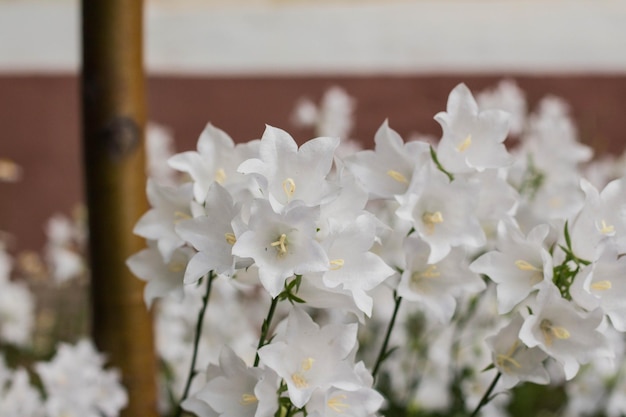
[422,211,444,235]
[240,393,258,405]
[540,319,570,347]
[456,134,472,152]
[270,234,288,256]
[386,169,408,184]
[282,178,296,200]
[214,168,227,184]
[225,232,237,245]
[591,280,612,291]
[327,394,350,413]
[329,259,345,270]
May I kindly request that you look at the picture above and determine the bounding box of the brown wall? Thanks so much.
[2,75,626,252]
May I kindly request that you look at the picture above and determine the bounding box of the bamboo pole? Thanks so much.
[82,1,158,416]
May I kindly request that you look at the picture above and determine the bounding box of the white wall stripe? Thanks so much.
[1,0,625,74]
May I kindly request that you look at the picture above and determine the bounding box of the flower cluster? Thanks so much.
[128,80,626,417]
[0,157,125,417]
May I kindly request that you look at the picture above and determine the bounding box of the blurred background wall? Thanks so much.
[1,0,626,251]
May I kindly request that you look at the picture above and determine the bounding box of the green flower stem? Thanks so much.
[372,291,403,379]
[254,295,280,367]
[469,371,501,417]
[174,271,215,417]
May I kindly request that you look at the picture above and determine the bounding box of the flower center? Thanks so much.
[327,394,350,413]
[387,169,408,184]
[417,265,440,279]
[422,211,444,235]
[291,357,314,389]
[270,233,288,256]
[598,219,615,235]
[540,319,570,347]
[456,134,472,152]
[282,178,296,200]
[214,168,227,184]
[329,259,345,270]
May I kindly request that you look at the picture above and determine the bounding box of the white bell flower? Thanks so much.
[258,308,361,408]
[321,214,396,317]
[345,120,429,199]
[185,345,279,417]
[570,244,626,331]
[396,163,485,263]
[470,221,552,314]
[35,340,127,417]
[435,83,512,174]
[570,177,626,262]
[486,314,549,388]
[238,125,339,212]
[519,283,611,380]
[126,242,193,308]
[169,123,259,203]
[398,236,484,323]
[175,183,247,284]
[0,367,45,417]
[133,180,193,262]
[232,199,328,298]
[0,277,35,346]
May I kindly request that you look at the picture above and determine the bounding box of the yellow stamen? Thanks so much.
[495,340,522,373]
[270,234,288,256]
[540,319,570,347]
[456,134,472,152]
[214,168,227,184]
[496,354,522,373]
[419,265,440,279]
[168,262,186,273]
[291,373,308,389]
[301,357,314,371]
[422,211,444,235]
[591,280,612,291]
[174,211,192,223]
[282,178,296,200]
[240,394,258,405]
[599,219,615,235]
[327,394,350,413]
[329,259,345,270]
[514,260,541,272]
[387,170,408,184]
[225,232,237,245]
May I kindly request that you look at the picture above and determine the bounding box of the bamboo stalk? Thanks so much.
[82,1,158,415]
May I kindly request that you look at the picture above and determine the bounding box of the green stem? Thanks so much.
[174,271,215,417]
[254,295,279,367]
[469,371,501,417]
[372,292,402,379]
